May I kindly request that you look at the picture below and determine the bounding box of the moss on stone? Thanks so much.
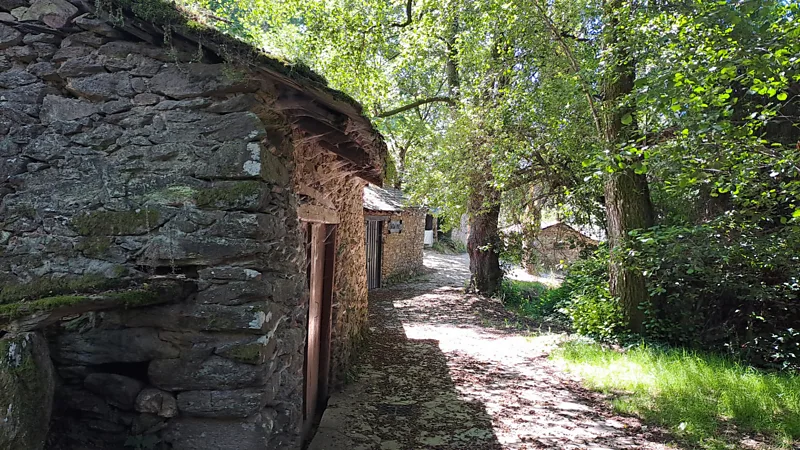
[0,285,180,321]
[194,181,261,209]
[72,209,159,236]
[221,343,263,365]
[0,274,120,305]
[76,236,112,257]
[143,185,197,206]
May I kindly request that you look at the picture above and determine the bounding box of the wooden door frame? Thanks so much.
[366,219,383,290]
[301,220,337,438]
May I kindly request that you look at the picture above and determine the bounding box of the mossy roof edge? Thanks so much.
[105,0,365,113]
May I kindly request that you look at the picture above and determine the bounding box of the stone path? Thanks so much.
[308,251,673,450]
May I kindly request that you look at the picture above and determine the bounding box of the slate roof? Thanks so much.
[363,184,408,212]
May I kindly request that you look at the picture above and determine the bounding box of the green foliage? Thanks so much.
[499,279,563,320]
[554,342,800,449]
[544,248,625,340]
[630,221,800,370]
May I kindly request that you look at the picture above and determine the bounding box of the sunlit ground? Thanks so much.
[311,251,671,450]
[389,252,670,449]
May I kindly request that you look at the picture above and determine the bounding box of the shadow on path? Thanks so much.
[309,252,673,450]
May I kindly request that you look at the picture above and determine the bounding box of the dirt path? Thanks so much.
[308,251,672,450]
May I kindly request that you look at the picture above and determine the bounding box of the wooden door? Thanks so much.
[365,220,382,290]
[303,223,337,434]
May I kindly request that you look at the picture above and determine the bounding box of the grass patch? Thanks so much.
[553,341,800,449]
[499,279,565,320]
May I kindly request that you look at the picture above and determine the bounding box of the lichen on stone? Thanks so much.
[72,209,160,236]
[194,181,261,209]
[0,274,120,305]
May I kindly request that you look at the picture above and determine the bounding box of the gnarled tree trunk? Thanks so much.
[467,182,502,295]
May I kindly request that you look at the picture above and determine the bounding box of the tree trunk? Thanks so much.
[602,0,655,334]
[604,171,654,333]
[467,183,502,295]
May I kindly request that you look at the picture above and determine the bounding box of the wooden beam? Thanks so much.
[298,203,340,224]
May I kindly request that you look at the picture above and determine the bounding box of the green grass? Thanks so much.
[553,342,800,449]
[499,279,562,320]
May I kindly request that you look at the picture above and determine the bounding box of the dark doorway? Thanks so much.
[365,219,382,290]
[303,222,337,437]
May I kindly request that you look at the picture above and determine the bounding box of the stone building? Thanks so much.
[526,222,600,270]
[363,184,424,289]
[0,1,386,449]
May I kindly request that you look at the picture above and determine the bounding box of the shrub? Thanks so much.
[498,279,562,320]
[630,220,800,370]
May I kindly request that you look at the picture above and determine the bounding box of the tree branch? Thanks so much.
[374,96,456,118]
[560,31,592,42]
[390,0,414,28]
[532,0,603,137]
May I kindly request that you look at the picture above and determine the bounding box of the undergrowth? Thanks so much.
[553,342,800,450]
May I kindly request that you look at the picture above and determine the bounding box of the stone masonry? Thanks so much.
[0,1,385,449]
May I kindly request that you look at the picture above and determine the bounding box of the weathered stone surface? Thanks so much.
[119,302,281,335]
[19,0,78,29]
[149,356,273,391]
[135,388,178,418]
[207,94,259,114]
[73,13,124,38]
[83,373,144,410]
[0,0,29,12]
[0,69,38,88]
[177,388,270,418]
[66,72,133,101]
[9,6,26,18]
[149,64,258,100]
[27,61,60,80]
[61,30,107,48]
[40,94,97,123]
[23,32,60,45]
[0,23,22,50]
[0,332,55,450]
[133,92,160,105]
[52,327,180,365]
[57,55,105,77]
[165,414,274,450]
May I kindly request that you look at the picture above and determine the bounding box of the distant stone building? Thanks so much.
[0,1,386,449]
[363,184,425,289]
[527,222,600,270]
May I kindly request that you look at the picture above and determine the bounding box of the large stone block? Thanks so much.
[66,72,134,101]
[83,373,144,410]
[135,388,178,418]
[0,23,22,50]
[149,356,274,391]
[52,327,180,365]
[19,0,78,29]
[176,388,270,418]
[40,94,97,124]
[149,64,258,100]
[165,414,274,450]
[0,332,55,450]
[119,302,281,335]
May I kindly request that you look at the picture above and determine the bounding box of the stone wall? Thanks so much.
[0,9,351,449]
[374,209,425,284]
[528,224,598,270]
[294,143,369,390]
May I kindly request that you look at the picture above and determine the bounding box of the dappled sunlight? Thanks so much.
[385,252,671,449]
[313,252,672,449]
